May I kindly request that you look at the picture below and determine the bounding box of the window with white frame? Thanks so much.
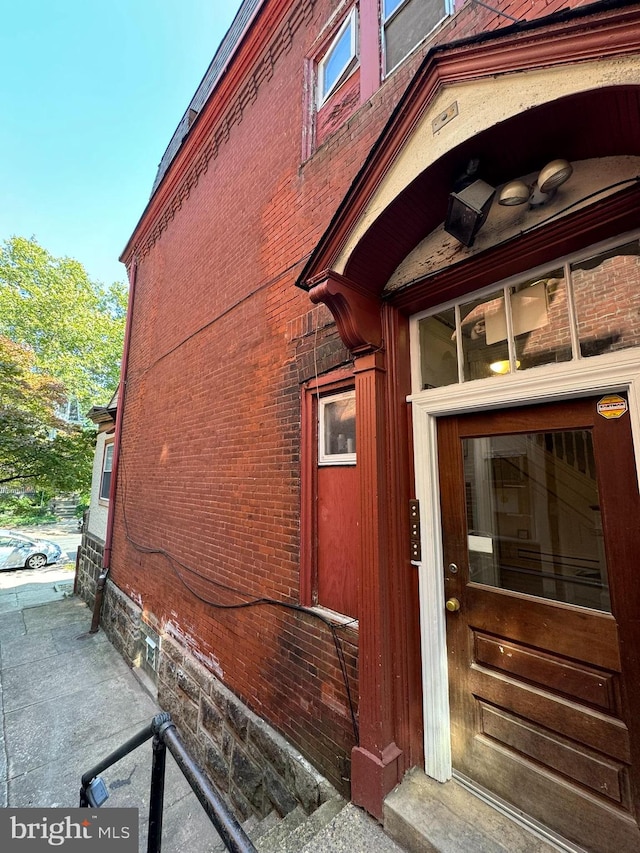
[413,235,640,391]
[99,442,114,501]
[383,0,451,75]
[319,390,356,464]
[317,7,358,106]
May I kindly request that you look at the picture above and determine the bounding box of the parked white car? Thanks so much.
[0,529,64,570]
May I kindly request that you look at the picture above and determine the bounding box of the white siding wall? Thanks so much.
[87,431,110,541]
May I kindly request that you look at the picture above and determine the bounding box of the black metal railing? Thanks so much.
[80,712,257,853]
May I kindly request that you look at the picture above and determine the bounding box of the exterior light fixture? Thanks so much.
[490,359,521,374]
[498,159,573,207]
[444,179,496,247]
[498,180,530,206]
[538,159,573,193]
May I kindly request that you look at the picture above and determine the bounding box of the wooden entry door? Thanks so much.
[438,397,640,852]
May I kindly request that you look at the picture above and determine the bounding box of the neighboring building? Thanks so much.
[77,389,117,605]
[89,1,640,849]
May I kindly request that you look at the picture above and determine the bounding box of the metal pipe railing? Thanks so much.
[80,712,257,853]
[80,719,155,803]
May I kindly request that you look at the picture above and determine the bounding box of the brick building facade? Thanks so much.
[87,1,640,848]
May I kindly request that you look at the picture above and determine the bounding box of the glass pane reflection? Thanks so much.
[419,310,458,389]
[463,430,610,612]
[460,292,509,381]
[573,240,640,357]
[512,271,572,370]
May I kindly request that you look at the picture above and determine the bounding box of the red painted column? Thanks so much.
[308,273,404,818]
[359,0,382,103]
[350,348,403,820]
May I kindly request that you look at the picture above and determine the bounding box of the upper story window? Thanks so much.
[383,0,451,75]
[317,7,358,106]
[412,235,640,391]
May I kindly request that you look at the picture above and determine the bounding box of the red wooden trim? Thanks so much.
[103,258,136,570]
[304,367,356,394]
[380,304,424,772]
[309,270,383,353]
[300,369,357,607]
[300,4,640,284]
[359,0,382,102]
[299,385,315,607]
[351,349,403,818]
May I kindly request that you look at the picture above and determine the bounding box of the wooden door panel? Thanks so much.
[439,397,640,851]
[468,667,631,761]
[478,704,628,805]
[474,634,617,711]
[461,736,640,853]
[467,586,621,670]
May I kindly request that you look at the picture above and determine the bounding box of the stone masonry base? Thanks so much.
[85,578,338,822]
[76,529,105,609]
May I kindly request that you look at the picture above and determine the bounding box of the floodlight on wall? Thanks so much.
[498,159,573,208]
[538,159,573,192]
[497,179,530,206]
[444,179,496,247]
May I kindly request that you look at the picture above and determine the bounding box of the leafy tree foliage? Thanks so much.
[0,236,126,415]
[0,336,93,490]
[0,237,126,493]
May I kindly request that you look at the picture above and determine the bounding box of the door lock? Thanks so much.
[445,597,461,612]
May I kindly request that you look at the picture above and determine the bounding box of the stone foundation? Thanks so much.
[76,529,106,609]
[93,579,337,821]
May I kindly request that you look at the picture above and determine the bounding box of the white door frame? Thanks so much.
[408,350,640,782]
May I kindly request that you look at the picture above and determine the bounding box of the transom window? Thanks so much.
[317,8,358,106]
[414,235,640,391]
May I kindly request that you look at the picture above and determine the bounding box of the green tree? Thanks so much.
[0,336,93,491]
[0,237,126,494]
[0,236,126,415]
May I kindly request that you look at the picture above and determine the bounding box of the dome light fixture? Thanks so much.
[498,179,531,206]
[538,159,573,193]
[498,159,573,207]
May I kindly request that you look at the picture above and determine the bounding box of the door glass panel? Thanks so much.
[463,429,610,612]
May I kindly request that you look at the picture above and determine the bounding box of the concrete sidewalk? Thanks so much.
[0,581,234,851]
[0,575,408,853]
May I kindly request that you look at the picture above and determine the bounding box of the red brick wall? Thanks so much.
[113,0,600,792]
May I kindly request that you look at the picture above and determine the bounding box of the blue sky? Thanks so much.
[0,0,241,287]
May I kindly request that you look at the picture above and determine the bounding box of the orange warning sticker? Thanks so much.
[597,394,628,419]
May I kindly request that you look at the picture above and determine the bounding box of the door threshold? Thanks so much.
[385,767,566,853]
[452,772,587,853]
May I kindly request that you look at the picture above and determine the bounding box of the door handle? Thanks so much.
[445,597,461,612]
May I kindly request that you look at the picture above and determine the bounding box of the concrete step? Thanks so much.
[384,768,565,853]
[266,796,345,853]
[255,805,307,852]
[247,810,280,845]
[299,802,407,853]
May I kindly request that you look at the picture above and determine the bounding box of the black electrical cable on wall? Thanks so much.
[116,449,360,746]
